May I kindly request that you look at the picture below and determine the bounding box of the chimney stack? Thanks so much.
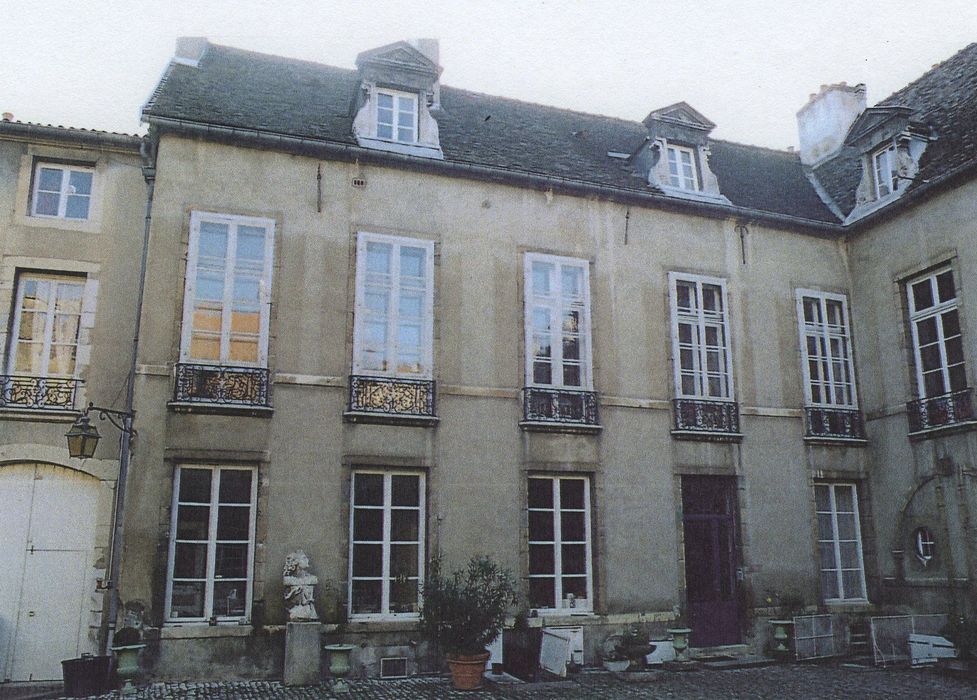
[174,37,209,67]
[796,82,866,166]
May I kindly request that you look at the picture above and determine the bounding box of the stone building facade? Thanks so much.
[4,37,977,682]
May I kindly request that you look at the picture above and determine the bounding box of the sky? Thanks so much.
[4,0,977,149]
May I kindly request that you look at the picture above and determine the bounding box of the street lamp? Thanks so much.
[65,412,100,459]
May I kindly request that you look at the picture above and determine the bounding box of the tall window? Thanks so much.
[180,212,276,366]
[376,89,418,144]
[31,162,94,220]
[796,290,858,407]
[353,233,434,377]
[667,145,698,191]
[165,466,257,621]
[6,273,84,380]
[907,267,966,398]
[524,254,593,390]
[528,476,593,612]
[873,144,897,199]
[349,471,425,618]
[815,483,867,602]
[669,273,734,399]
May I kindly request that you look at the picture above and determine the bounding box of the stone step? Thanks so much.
[700,655,778,671]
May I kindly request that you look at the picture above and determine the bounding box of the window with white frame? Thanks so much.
[669,273,734,399]
[376,89,418,144]
[873,144,898,199]
[6,273,85,379]
[524,254,593,389]
[180,212,276,366]
[907,267,967,398]
[666,145,698,191]
[796,290,858,407]
[815,483,867,602]
[349,471,425,617]
[31,162,94,220]
[353,233,434,377]
[528,475,593,612]
[165,466,257,621]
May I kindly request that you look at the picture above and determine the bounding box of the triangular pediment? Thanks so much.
[643,102,716,131]
[356,41,440,77]
[845,105,914,146]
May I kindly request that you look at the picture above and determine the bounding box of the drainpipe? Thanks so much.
[99,135,155,654]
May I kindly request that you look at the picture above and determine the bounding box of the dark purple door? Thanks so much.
[682,476,741,647]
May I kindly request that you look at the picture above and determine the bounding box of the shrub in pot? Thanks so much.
[420,556,517,690]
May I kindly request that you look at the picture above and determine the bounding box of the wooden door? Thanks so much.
[682,476,741,647]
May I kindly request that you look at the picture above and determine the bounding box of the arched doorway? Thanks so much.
[0,463,101,681]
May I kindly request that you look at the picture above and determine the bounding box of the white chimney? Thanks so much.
[174,37,209,68]
[408,38,441,109]
[796,82,866,166]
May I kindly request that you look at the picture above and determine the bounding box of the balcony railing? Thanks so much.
[173,363,270,407]
[346,375,436,423]
[672,397,741,439]
[804,406,866,441]
[0,375,79,410]
[522,387,600,429]
[907,388,975,433]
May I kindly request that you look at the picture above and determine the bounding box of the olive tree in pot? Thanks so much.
[420,556,517,690]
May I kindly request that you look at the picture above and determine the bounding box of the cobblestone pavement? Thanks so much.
[57,663,977,699]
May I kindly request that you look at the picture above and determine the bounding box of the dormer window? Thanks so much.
[376,89,418,144]
[667,145,698,191]
[873,144,897,199]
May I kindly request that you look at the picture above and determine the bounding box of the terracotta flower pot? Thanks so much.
[447,652,490,690]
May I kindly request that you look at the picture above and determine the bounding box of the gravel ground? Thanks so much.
[53,662,977,699]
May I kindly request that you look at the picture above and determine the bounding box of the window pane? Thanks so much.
[529,544,554,575]
[170,581,205,618]
[834,486,854,511]
[532,262,552,295]
[529,510,554,541]
[174,542,207,578]
[213,581,247,617]
[391,509,419,541]
[38,167,63,192]
[912,279,934,311]
[68,170,93,195]
[351,580,382,614]
[560,479,585,509]
[561,544,586,574]
[354,508,383,541]
[562,576,588,599]
[34,191,59,216]
[529,578,555,609]
[561,512,585,541]
[821,570,839,600]
[391,475,419,506]
[819,542,837,570]
[533,361,552,385]
[179,469,212,503]
[400,247,425,279]
[937,270,956,303]
[390,579,419,614]
[528,478,553,508]
[215,543,248,578]
[814,485,830,511]
[561,267,582,298]
[352,544,382,576]
[64,195,90,219]
[942,310,961,338]
[354,474,384,506]
[841,570,863,599]
[217,506,250,540]
[366,242,391,273]
[219,470,252,503]
[390,544,418,578]
[563,363,581,386]
[198,222,229,259]
[176,505,210,540]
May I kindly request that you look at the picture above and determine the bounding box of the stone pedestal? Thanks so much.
[284,622,321,686]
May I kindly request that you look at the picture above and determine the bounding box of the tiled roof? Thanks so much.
[144,43,840,224]
[813,42,977,217]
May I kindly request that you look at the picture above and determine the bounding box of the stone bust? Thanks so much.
[283,550,319,621]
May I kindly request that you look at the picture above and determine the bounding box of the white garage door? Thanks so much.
[0,463,100,681]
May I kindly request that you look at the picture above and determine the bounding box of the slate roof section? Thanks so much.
[144,43,839,223]
[812,42,977,217]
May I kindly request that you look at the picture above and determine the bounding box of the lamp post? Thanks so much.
[66,402,135,654]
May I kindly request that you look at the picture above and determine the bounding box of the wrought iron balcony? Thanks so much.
[0,375,79,410]
[672,397,741,440]
[521,387,600,431]
[345,375,437,425]
[804,407,866,442]
[907,388,975,434]
[173,363,270,407]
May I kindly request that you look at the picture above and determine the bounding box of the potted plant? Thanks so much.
[617,625,652,669]
[602,646,630,673]
[111,626,146,695]
[420,556,517,690]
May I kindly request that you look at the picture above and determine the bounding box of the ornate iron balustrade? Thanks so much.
[522,387,600,427]
[347,375,436,418]
[0,375,79,410]
[673,397,740,435]
[805,407,866,440]
[907,388,975,433]
[173,363,270,407]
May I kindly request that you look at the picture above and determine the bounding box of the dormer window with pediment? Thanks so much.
[636,102,729,204]
[352,40,444,160]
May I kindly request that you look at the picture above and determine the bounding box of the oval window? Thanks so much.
[913,527,936,565]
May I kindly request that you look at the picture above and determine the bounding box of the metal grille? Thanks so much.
[805,407,865,440]
[907,389,974,432]
[173,363,270,406]
[793,614,835,660]
[870,614,948,667]
[0,375,78,410]
[523,387,599,426]
[347,375,435,417]
[673,398,740,434]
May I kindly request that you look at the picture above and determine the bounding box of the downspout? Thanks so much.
[100,134,156,654]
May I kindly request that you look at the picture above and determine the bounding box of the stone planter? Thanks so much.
[769,620,794,660]
[111,644,146,695]
[446,652,490,690]
[603,658,631,672]
[667,628,692,662]
[323,643,356,692]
